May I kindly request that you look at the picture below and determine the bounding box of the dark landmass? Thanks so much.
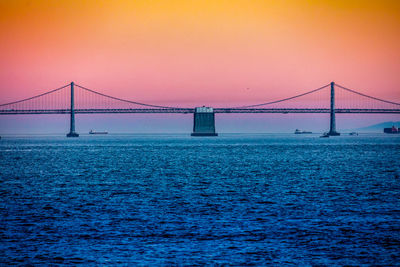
[355,121,400,132]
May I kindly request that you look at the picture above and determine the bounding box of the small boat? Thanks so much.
[295,129,312,134]
[320,132,329,138]
[89,130,108,135]
[349,132,358,136]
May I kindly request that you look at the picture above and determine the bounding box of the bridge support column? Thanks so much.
[66,82,79,137]
[328,81,340,136]
[191,107,218,136]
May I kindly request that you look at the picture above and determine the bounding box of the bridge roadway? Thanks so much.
[1,108,400,115]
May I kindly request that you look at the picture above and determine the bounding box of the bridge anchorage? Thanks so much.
[191,107,218,136]
[0,80,399,136]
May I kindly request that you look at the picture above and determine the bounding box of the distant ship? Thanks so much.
[89,130,108,135]
[349,132,358,136]
[294,129,312,134]
[384,126,399,134]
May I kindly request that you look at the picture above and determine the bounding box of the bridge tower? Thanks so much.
[328,81,340,136]
[191,107,218,136]
[66,82,79,137]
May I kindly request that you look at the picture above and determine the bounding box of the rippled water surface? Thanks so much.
[1,134,399,265]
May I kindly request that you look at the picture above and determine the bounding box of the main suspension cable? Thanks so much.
[0,84,70,107]
[229,83,331,109]
[74,84,180,109]
[335,84,400,106]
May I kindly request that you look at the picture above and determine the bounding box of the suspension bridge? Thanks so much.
[0,82,399,136]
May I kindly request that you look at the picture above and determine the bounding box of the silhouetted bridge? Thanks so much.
[1,82,399,136]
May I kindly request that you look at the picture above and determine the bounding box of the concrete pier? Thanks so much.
[191,107,218,136]
[66,82,79,137]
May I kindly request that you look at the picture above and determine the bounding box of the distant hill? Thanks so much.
[356,121,400,132]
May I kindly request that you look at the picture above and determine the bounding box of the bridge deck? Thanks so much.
[1,108,400,114]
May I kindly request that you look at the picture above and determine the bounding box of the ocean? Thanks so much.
[0,134,399,265]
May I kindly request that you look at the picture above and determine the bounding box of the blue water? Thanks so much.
[0,134,399,265]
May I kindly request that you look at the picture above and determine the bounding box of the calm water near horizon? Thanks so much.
[1,133,399,265]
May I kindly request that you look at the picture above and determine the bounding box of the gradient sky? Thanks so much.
[0,0,399,133]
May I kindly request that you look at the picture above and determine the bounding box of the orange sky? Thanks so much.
[0,0,399,106]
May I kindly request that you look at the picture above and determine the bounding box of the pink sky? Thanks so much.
[1,0,400,105]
